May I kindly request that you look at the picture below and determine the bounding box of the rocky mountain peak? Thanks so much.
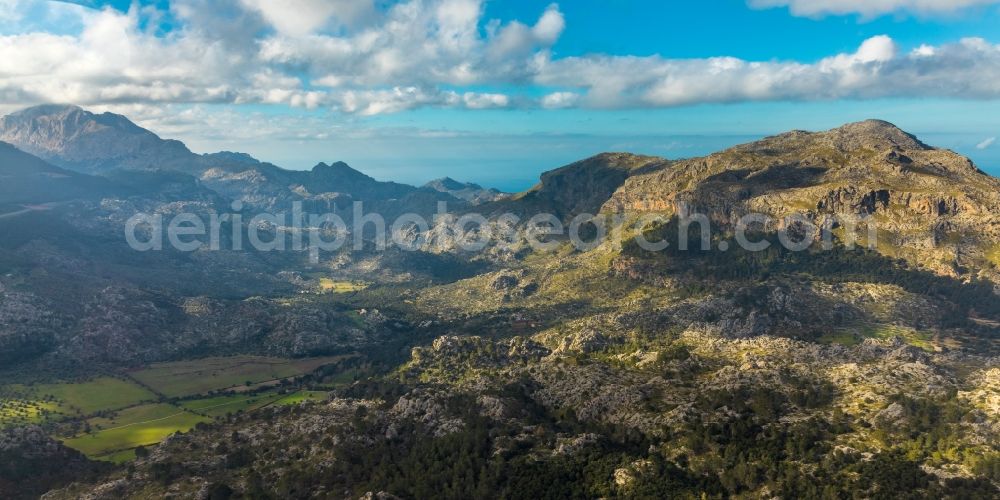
[202,151,260,166]
[0,104,195,173]
[825,119,930,152]
[426,177,473,191]
[313,161,355,171]
[311,161,373,183]
[8,103,82,119]
[423,177,506,205]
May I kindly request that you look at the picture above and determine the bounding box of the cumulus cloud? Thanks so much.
[536,36,1000,108]
[240,0,375,36]
[978,137,997,149]
[338,87,509,115]
[0,0,551,114]
[748,0,1000,18]
[540,91,579,109]
[2,1,1000,117]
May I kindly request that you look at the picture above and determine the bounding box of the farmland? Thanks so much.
[1,355,350,461]
[60,404,210,461]
[319,278,368,293]
[0,377,155,427]
[180,392,285,417]
[128,355,350,398]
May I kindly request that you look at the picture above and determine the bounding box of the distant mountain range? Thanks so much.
[0,105,506,213]
[423,177,508,204]
[0,105,196,174]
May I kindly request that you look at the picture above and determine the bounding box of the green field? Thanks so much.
[98,448,141,464]
[274,391,328,405]
[180,393,284,417]
[817,329,863,347]
[1,377,155,426]
[0,398,61,427]
[61,403,209,460]
[2,355,346,461]
[130,355,347,398]
[182,390,329,417]
[819,324,936,351]
[84,403,188,431]
[32,377,157,415]
[319,278,368,293]
[863,324,936,351]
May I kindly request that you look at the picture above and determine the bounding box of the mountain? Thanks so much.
[0,105,198,174]
[424,177,508,205]
[303,161,415,201]
[482,152,666,218]
[0,105,464,214]
[4,116,1000,498]
[605,119,1000,277]
[0,141,112,206]
[199,158,425,213]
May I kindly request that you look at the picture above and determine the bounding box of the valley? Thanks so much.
[0,105,997,498]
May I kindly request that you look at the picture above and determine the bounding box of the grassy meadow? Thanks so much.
[61,403,210,460]
[1,355,348,461]
[0,377,155,427]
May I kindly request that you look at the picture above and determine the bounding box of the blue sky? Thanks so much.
[3,0,1000,190]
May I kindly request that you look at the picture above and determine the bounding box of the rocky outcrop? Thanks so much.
[601,120,1000,279]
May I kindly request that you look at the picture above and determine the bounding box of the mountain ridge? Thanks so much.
[0,105,501,211]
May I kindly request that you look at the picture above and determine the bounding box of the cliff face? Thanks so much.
[603,120,1000,277]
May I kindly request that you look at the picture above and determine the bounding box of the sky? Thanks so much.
[2,0,1000,190]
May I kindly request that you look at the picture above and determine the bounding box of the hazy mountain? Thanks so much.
[424,177,508,205]
[303,161,416,201]
[0,105,442,212]
[0,105,198,174]
[0,141,112,207]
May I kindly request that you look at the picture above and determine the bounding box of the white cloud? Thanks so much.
[748,0,1000,18]
[0,0,555,114]
[462,92,509,109]
[239,0,375,36]
[531,3,565,44]
[540,91,579,109]
[536,36,1000,108]
[337,87,508,115]
[978,137,997,149]
[2,1,1000,118]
